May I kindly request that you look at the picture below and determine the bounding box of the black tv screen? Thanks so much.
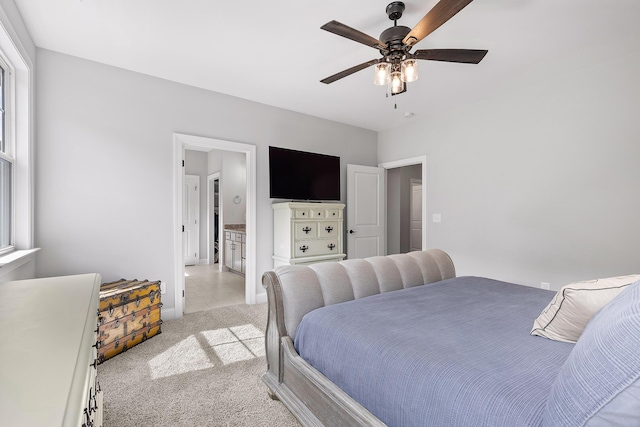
[269,146,341,201]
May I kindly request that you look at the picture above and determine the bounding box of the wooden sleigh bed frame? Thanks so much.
[262,249,640,427]
[261,249,457,426]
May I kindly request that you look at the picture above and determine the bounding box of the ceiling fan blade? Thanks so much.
[403,0,474,47]
[413,49,487,64]
[321,20,387,51]
[321,59,381,84]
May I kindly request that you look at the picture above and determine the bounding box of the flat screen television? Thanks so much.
[269,146,341,201]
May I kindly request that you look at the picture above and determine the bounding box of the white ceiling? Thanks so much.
[14,0,640,132]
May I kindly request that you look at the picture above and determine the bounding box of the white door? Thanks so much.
[347,164,385,259]
[183,175,200,266]
[410,180,422,252]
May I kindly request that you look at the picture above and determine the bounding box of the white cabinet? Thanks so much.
[0,274,103,427]
[272,202,345,267]
[225,230,245,276]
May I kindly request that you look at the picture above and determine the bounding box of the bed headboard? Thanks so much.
[262,249,456,340]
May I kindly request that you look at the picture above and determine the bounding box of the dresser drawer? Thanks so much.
[295,222,317,238]
[318,221,339,238]
[294,209,310,219]
[325,208,342,219]
[295,238,340,257]
[309,209,326,219]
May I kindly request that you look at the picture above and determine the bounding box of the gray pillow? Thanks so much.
[543,280,640,426]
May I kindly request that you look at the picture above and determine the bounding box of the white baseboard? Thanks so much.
[197,258,210,265]
[162,306,177,320]
[255,292,267,304]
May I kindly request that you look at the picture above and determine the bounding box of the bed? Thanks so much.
[261,249,640,427]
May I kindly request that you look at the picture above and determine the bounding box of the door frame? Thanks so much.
[173,133,257,319]
[378,156,427,253]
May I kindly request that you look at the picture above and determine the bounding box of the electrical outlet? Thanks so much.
[540,282,551,290]
[160,281,167,294]
[432,214,441,223]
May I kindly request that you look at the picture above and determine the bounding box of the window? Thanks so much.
[0,61,11,254]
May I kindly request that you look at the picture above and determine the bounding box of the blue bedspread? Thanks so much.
[294,276,575,427]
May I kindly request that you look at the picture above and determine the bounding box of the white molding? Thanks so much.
[0,248,39,281]
[173,133,257,319]
[379,156,428,251]
[0,12,34,251]
[378,156,425,170]
[256,292,267,304]
[173,138,184,317]
[162,307,176,321]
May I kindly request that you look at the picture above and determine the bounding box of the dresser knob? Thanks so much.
[302,226,311,234]
[299,245,309,253]
[327,243,336,251]
[324,226,333,233]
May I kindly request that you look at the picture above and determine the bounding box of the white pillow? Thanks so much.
[531,274,640,343]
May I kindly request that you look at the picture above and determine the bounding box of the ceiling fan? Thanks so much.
[320,0,487,95]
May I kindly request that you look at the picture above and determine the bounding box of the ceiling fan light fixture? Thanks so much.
[390,70,404,95]
[401,58,418,82]
[373,62,391,85]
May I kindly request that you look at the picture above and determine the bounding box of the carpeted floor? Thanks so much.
[97,303,300,426]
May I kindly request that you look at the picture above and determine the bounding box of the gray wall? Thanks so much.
[379,48,640,290]
[35,49,377,315]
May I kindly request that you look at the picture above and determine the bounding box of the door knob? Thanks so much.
[349,230,355,234]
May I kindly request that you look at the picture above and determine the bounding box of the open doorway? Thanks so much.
[173,134,257,320]
[181,149,247,313]
[207,173,220,266]
[386,164,422,254]
[379,156,427,255]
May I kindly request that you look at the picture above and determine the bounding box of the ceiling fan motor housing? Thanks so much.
[381,2,411,55]
[380,25,411,53]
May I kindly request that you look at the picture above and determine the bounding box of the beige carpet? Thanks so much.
[97,303,299,426]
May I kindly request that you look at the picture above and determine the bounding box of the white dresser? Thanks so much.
[0,273,103,427]
[272,202,346,267]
